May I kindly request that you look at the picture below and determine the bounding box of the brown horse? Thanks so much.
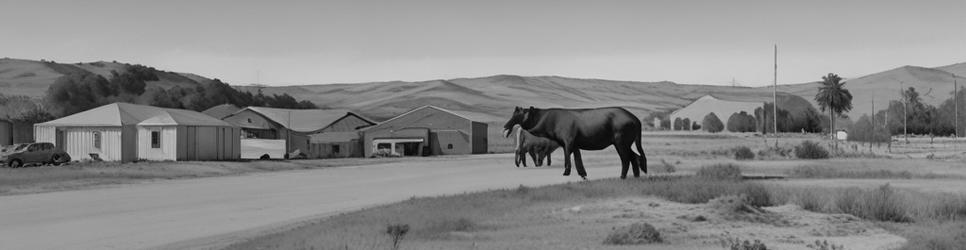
[503,106,646,179]
[514,125,558,167]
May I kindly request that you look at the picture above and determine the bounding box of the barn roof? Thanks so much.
[38,103,233,127]
[202,104,241,119]
[362,105,480,131]
[228,107,362,133]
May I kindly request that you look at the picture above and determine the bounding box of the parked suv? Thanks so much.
[0,142,71,168]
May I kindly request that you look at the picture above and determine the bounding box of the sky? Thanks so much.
[2,0,965,86]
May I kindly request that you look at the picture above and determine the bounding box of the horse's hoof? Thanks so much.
[620,175,627,179]
[581,176,588,181]
[563,172,571,176]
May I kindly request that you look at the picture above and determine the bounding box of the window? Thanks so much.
[247,118,252,123]
[151,131,161,148]
[93,131,101,149]
[332,145,340,154]
[447,144,453,149]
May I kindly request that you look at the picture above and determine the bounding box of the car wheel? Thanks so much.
[51,154,65,166]
[9,159,22,168]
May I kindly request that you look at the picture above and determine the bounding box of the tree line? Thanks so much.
[42,64,317,118]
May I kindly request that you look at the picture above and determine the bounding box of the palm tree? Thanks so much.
[815,73,853,146]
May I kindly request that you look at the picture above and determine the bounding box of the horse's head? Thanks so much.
[503,106,536,137]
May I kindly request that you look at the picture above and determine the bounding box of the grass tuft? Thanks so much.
[696,163,743,180]
[603,222,662,245]
[733,146,755,160]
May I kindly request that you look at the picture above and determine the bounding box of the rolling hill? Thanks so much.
[4,57,965,126]
[0,58,209,98]
[769,65,966,119]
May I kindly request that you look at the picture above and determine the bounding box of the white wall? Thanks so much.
[62,127,124,161]
[137,126,178,161]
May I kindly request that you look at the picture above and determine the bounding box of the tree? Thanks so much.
[673,118,683,130]
[702,112,724,133]
[815,73,853,146]
[727,111,757,132]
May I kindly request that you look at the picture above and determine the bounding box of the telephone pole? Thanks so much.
[955,73,959,138]
[901,81,908,143]
[773,44,778,146]
[871,95,875,151]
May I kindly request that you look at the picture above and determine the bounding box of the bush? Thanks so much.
[603,222,662,245]
[702,112,725,133]
[794,141,829,159]
[733,146,755,160]
[859,184,910,222]
[720,237,769,250]
[696,163,742,180]
[727,111,757,132]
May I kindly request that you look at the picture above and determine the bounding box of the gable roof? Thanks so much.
[363,105,478,131]
[38,103,233,127]
[227,107,360,133]
[202,104,241,119]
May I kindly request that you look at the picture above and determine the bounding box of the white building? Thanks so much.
[669,95,764,131]
[35,103,240,162]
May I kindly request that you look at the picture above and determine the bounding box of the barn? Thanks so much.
[361,105,487,157]
[222,107,374,158]
[0,119,33,146]
[202,103,241,119]
[669,95,764,131]
[34,102,240,162]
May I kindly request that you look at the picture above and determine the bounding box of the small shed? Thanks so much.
[34,102,240,162]
[1,119,33,146]
[836,130,848,140]
[361,106,487,157]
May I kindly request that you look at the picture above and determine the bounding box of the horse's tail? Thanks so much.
[634,131,647,174]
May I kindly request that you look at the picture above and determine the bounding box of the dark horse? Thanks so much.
[514,125,559,167]
[503,106,647,179]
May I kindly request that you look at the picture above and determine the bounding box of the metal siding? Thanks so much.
[34,125,55,145]
[194,126,218,160]
[137,126,178,161]
[62,127,123,161]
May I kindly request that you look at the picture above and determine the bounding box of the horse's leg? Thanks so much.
[628,145,641,178]
[529,151,539,167]
[545,150,552,166]
[615,145,630,179]
[515,150,521,167]
[573,149,588,180]
[562,144,572,176]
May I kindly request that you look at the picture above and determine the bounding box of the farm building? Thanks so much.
[361,105,488,157]
[669,95,764,131]
[0,119,33,146]
[202,104,241,119]
[34,102,240,162]
[221,107,375,158]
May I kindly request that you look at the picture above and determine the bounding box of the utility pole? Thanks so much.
[773,44,778,147]
[871,95,875,151]
[901,81,908,143]
[955,73,959,138]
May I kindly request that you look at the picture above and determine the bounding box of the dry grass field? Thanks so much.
[215,132,966,250]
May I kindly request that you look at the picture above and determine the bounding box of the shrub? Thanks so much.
[702,112,725,133]
[720,237,769,250]
[733,146,755,160]
[696,163,742,180]
[741,183,773,207]
[794,141,829,159]
[859,184,910,222]
[793,188,826,212]
[386,224,410,250]
[603,222,662,245]
[727,111,758,132]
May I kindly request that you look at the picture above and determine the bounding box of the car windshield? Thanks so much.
[14,144,29,151]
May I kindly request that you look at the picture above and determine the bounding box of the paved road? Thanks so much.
[0,153,620,250]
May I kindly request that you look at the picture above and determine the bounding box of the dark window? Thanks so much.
[151,131,161,148]
[247,118,252,123]
[332,145,340,154]
[93,131,102,149]
[447,144,453,149]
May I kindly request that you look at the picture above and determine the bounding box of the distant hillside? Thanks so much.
[0,58,210,97]
[235,75,814,124]
[769,65,966,119]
